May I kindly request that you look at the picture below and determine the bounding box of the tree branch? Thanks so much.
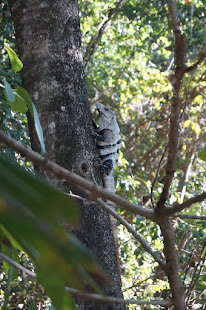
[0,251,171,306]
[68,192,165,268]
[0,129,155,221]
[65,287,173,306]
[156,0,185,209]
[176,214,206,221]
[185,44,206,73]
[166,192,206,215]
[168,0,180,33]
[150,144,168,208]
[158,218,186,309]
[96,198,166,270]
[0,252,36,278]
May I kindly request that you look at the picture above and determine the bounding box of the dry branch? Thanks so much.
[186,44,206,73]
[156,0,185,209]
[166,192,206,215]
[176,214,206,221]
[0,252,172,306]
[154,1,188,309]
[65,287,173,306]
[69,193,165,268]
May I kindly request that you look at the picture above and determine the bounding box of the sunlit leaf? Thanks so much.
[191,122,201,135]
[5,45,23,72]
[183,120,191,128]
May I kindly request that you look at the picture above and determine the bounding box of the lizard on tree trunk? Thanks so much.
[95,103,122,279]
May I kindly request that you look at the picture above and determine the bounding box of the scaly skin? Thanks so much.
[96,103,122,279]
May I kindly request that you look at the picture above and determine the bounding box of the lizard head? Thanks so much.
[96,103,115,129]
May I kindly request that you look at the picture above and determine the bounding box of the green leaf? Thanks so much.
[4,89,28,113]
[32,101,45,154]
[5,45,23,72]
[3,79,15,103]
[0,225,24,251]
[198,149,206,162]
[12,87,45,154]
[2,290,10,310]
[14,87,33,115]
[38,270,76,310]
[0,154,106,309]
[0,154,79,227]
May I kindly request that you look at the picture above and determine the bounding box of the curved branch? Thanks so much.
[65,287,173,306]
[96,199,166,270]
[166,192,206,215]
[67,192,165,268]
[0,129,155,221]
[186,44,206,73]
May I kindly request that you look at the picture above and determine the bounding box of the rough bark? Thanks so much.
[7,0,125,309]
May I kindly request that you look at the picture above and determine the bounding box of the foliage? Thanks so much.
[79,0,206,307]
[0,154,106,310]
[0,1,28,159]
[1,44,45,154]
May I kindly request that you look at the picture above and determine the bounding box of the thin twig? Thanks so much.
[65,287,173,306]
[66,191,165,267]
[66,192,165,268]
[0,252,171,306]
[96,198,166,270]
[150,144,168,208]
[185,44,206,73]
[176,214,206,221]
[186,239,206,303]
[0,252,36,278]
[166,192,206,215]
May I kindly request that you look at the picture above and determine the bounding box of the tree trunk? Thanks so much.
[8,0,125,309]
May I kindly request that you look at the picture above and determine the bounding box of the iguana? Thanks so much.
[95,102,122,278]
